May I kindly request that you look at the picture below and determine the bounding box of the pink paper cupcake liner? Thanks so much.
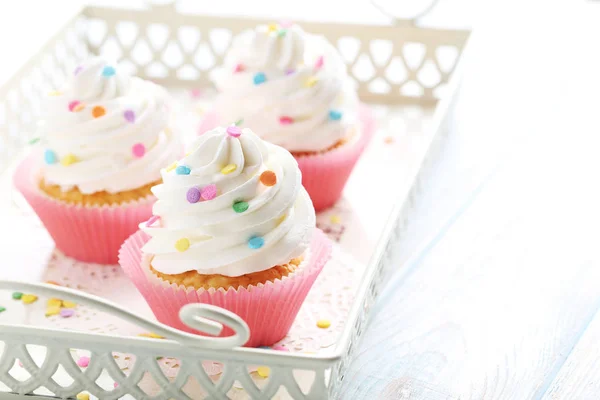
[198,104,376,211]
[13,154,155,265]
[118,228,332,347]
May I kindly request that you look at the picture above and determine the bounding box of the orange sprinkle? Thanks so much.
[259,171,277,187]
[73,103,86,112]
[92,106,106,118]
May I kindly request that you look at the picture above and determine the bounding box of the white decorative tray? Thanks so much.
[0,2,470,399]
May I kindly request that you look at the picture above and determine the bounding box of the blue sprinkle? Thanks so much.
[253,72,266,85]
[258,346,271,349]
[329,110,342,121]
[175,165,191,175]
[248,236,265,249]
[102,66,116,77]
[44,150,57,164]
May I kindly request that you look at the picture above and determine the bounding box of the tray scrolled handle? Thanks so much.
[0,280,249,349]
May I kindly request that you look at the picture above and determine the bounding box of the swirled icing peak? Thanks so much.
[141,126,316,277]
[39,57,180,194]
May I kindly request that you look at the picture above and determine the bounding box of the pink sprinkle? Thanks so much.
[132,143,146,158]
[234,64,245,73]
[201,184,217,201]
[279,20,293,28]
[18,360,23,367]
[68,100,81,112]
[273,345,289,351]
[77,356,90,368]
[145,215,160,227]
[60,308,74,318]
[279,116,293,125]
[314,55,324,70]
[227,126,242,137]
[190,88,202,98]
[114,382,118,388]
[124,109,135,123]
[285,68,295,75]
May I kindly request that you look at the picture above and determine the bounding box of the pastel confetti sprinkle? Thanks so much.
[258,346,270,349]
[329,110,342,121]
[45,305,61,317]
[267,24,278,33]
[384,136,395,144]
[139,332,165,339]
[316,319,331,329]
[329,215,341,224]
[279,116,293,125]
[12,292,22,300]
[124,109,135,123]
[272,345,289,351]
[234,63,245,73]
[175,238,190,252]
[76,393,89,400]
[227,126,242,137]
[77,356,90,368]
[73,103,85,112]
[233,201,249,213]
[68,100,82,112]
[260,170,277,186]
[277,29,287,38]
[248,236,264,249]
[102,66,116,77]
[145,215,160,227]
[221,164,237,175]
[44,150,57,164]
[0,307,5,313]
[186,187,201,203]
[21,294,38,304]
[166,162,178,172]
[277,214,286,225]
[190,88,202,98]
[234,118,244,126]
[132,143,146,158]
[176,165,191,175]
[61,154,78,166]
[304,76,318,88]
[280,20,293,28]
[60,309,75,318]
[285,68,295,75]
[201,184,217,200]
[74,65,83,75]
[253,72,266,85]
[92,106,106,118]
[314,55,324,70]
[47,298,62,307]
[48,90,62,96]
[28,137,40,145]
[62,300,76,308]
[257,366,270,378]
[46,281,61,285]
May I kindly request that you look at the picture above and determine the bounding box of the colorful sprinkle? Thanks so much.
[248,236,264,249]
[0,307,5,313]
[227,126,242,137]
[277,30,287,38]
[74,65,83,75]
[221,164,237,175]
[114,382,119,388]
[62,300,76,308]
[277,214,286,225]
[260,170,277,186]
[132,143,146,158]
[45,305,61,317]
[12,292,22,300]
[92,106,106,118]
[175,238,190,252]
[257,366,270,378]
[314,55,324,70]
[175,165,191,175]
[76,393,89,400]
[186,187,201,203]
[190,88,202,98]
[304,76,318,88]
[234,63,245,73]
[77,356,90,368]
[28,137,40,145]
[46,281,61,286]
[166,162,178,172]
[267,24,278,33]
[329,110,342,121]
[44,150,57,164]
[253,72,266,85]
[329,215,341,224]
[279,116,293,125]
[233,201,249,213]
[102,66,116,77]
[234,118,244,126]
[47,298,62,307]
[139,332,165,339]
[272,345,289,351]
[73,103,85,112]
[316,319,331,329]
[68,100,82,112]
[201,184,217,200]
[384,136,395,144]
[145,215,160,227]
[48,90,62,96]
[258,346,270,349]
[61,154,78,166]
[60,309,75,318]
[124,109,135,123]
[279,20,293,28]
[285,68,295,75]
[21,294,38,304]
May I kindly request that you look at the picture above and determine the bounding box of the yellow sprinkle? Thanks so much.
[21,294,38,304]
[47,298,62,307]
[61,154,78,166]
[257,366,270,378]
[277,214,286,225]
[166,162,177,172]
[304,76,318,88]
[73,103,86,112]
[329,215,341,224]
[76,393,90,400]
[221,164,237,175]
[139,332,165,339]
[316,319,331,329]
[45,305,61,317]
[267,23,278,33]
[175,238,190,252]
[48,90,62,96]
[62,300,76,308]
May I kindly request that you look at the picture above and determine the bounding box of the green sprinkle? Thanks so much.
[28,137,40,145]
[232,201,249,213]
[278,30,287,38]
[156,356,163,360]
[234,118,244,126]
[0,307,5,313]
[12,292,22,300]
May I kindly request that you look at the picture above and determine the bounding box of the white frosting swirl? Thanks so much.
[214,24,359,152]
[39,57,180,194]
[141,126,316,277]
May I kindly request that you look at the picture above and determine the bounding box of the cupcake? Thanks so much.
[14,57,181,264]
[200,22,376,211]
[119,126,332,347]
